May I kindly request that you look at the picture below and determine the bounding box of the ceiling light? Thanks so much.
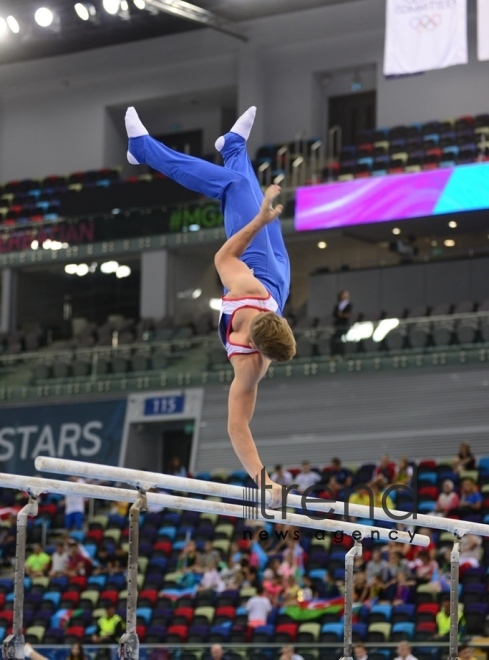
[76,264,89,276]
[35,7,54,27]
[102,0,120,14]
[74,3,96,20]
[7,16,20,33]
[116,265,131,278]
[392,227,401,235]
[120,0,129,10]
[65,264,78,275]
[133,0,146,8]
[0,18,7,37]
[448,220,457,228]
[31,240,39,250]
[100,260,119,274]
[192,288,202,299]
[209,298,221,311]
[345,322,374,343]
[317,241,327,249]
[444,239,455,247]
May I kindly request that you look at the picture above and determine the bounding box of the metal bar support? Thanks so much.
[119,489,147,660]
[448,538,461,660]
[2,496,39,660]
[340,541,363,660]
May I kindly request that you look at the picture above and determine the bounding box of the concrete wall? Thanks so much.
[308,256,489,320]
[0,1,486,182]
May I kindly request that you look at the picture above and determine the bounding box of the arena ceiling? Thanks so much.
[0,0,358,66]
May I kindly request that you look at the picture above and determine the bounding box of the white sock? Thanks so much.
[230,106,256,140]
[125,107,148,138]
[214,106,256,152]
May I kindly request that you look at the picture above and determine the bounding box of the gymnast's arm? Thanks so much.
[228,353,281,506]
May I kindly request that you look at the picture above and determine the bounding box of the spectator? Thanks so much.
[279,646,304,660]
[323,570,341,599]
[197,540,221,572]
[394,641,418,660]
[49,541,69,577]
[270,465,293,486]
[198,559,223,591]
[0,514,18,566]
[92,545,116,575]
[25,543,51,577]
[295,461,321,494]
[386,549,410,581]
[177,540,200,573]
[435,597,464,639]
[453,442,476,474]
[331,289,352,355]
[459,534,483,569]
[374,455,395,484]
[433,480,459,516]
[454,479,482,515]
[330,457,353,487]
[66,642,86,660]
[412,550,438,584]
[370,478,395,511]
[352,571,369,603]
[91,604,125,643]
[245,584,272,628]
[391,569,415,605]
[353,644,368,660]
[282,574,301,605]
[395,457,413,486]
[458,646,478,660]
[168,456,187,478]
[63,477,86,531]
[263,571,283,606]
[209,645,230,660]
[366,547,389,585]
[66,539,89,577]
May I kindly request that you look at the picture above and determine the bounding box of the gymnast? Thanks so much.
[126,106,296,507]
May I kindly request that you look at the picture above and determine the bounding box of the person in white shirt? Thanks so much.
[394,641,418,660]
[295,461,321,493]
[198,560,223,591]
[270,465,293,486]
[245,585,272,627]
[49,541,69,576]
[64,477,86,531]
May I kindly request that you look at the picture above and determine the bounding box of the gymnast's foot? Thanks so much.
[125,106,148,164]
[215,105,256,152]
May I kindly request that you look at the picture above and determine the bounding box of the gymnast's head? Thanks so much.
[250,312,296,362]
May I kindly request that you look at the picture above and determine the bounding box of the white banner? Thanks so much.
[384,0,468,76]
[478,0,489,61]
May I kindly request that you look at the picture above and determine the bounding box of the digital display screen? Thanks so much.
[295,162,489,231]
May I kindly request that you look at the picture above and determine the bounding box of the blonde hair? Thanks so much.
[250,312,296,363]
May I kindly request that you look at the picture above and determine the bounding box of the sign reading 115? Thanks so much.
[144,395,185,416]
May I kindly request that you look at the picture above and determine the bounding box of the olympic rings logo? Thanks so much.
[410,14,442,32]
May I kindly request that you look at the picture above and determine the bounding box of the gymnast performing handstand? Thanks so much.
[125,106,296,507]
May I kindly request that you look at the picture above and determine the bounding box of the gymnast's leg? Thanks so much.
[125,107,238,202]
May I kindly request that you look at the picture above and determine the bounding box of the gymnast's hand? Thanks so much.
[258,185,283,225]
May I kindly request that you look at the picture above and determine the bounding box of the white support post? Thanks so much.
[449,539,460,660]
[341,541,363,660]
[0,472,428,546]
[2,496,39,660]
[35,457,489,540]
